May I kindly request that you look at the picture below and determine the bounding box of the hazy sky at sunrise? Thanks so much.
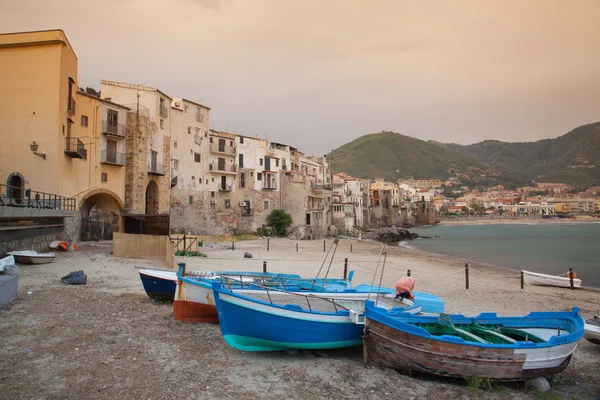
[1,0,599,155]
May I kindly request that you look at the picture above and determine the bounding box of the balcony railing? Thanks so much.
[0,183,76,210]
[241,208,253,216]
[209,163,238,174]
[159,105,168,118]
[68,98,76,114]
[312,184,333,191]
[148,162,165,175]
[262,181,277,190]
[281,165,288,171]
[309,205,325,212]
[196,111,203,122]
[101,150,125,166]
[219,183,233,192]
[194,134,202,145]
[209,142,235,155]
[64,137,85,158]
[102,121,127,138]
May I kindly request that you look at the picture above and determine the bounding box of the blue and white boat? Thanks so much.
[212,239,445,351]
[139,269,177,301]
[363,301,585,380]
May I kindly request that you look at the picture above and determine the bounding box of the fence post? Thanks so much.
[263,261,267,273]
[465,263,469,290]
[569,268,574,290]
[267,238,270,251]
[407,269,411,277]
[521,271,524,289]
[350,244,353,253]
[323,240,326,252]
[232,241,234,251]
[183,234,186,252]
[344,258,348,280]
[296,242,298,252]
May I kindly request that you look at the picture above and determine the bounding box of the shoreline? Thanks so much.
[436,216,600,226]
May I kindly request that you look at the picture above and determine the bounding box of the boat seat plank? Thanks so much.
[471,324,517,344]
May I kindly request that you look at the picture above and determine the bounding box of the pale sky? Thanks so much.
[2,0,600,156]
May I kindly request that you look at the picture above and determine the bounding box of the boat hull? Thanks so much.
[139,270,177,301]
[523,270,582,289]
[7,251,55,265]
[174,278,218,322]
[363,304,583,381]
[214,289,364,351]
[584,320,600,345]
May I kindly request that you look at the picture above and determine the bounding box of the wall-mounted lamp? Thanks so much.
[30,141,46,160]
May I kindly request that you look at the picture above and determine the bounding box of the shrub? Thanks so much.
[266,210,293,236]
[174,250,207,257]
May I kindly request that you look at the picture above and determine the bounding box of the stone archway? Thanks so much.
[145,180,159,214]
[78,188,125,212]
[79,189,125,241]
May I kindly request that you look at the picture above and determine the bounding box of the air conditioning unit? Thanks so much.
[239,202,246,207]
[211,199,217,204]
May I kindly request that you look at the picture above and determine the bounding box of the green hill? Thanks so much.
[327,131,510,184]
[445,122,600,189]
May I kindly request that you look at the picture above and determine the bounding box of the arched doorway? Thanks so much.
[79,190,124,241]
[145,180,159,214]
[7,172,24,205]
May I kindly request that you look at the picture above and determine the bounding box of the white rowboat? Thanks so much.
[522,270,581,289]
[584,316,600,345]
[7,251,55,265]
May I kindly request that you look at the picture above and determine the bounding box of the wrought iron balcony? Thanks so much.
[194,134,202,145]
[219,183,233,192]
[68,98,76,114]
[209,163,238,174]
[102,121,127,138]
[159,104,168,118]
[101,150,125,166]
[209,142,235,155]
[262,181,277,190]
[241,208,254,216]
[64,137,85,158]
[148,162,165,175]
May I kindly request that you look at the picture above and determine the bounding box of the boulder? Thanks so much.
[525,377,550,392]
[244,252,253,259]
[365,226,415,242]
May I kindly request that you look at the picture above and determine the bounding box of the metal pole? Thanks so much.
[407,269,411,277]
[569,268,574,290]
[296,242,298,252]
[323,240,326,252]
[465,263,469,290]
[344,258,348,280]
[521,271,524,289]
[267,238,270,251]
[350,244,352,253]
[232,241,234,251]
[263,261,267,273]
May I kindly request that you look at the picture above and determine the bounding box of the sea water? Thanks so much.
[407,223,600,288]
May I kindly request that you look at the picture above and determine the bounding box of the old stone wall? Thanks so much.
[125,113,171,214]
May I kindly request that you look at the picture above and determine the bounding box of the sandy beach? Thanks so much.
[1,238,599,399]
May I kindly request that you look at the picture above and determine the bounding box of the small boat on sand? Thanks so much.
[522,270,582,289]
[7,251,55,265]
[584,314,600,345]
[363,302,584,380]
[139,269,178,301]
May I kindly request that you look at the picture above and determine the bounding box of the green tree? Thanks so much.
[266,209,293,236]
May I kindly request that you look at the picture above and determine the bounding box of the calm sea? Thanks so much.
[407,223,600,288]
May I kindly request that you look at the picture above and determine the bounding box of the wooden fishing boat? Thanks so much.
[522,270,582,288]
[175,264,353,323]
[7,250,55,265]
[363,302,584,380]
[139,269,178,301]
[584,314,600,345]
[212,238,445,351]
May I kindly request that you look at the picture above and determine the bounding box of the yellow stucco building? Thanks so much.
[0,30,129,239]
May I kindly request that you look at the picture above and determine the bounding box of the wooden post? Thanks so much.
[323,240,326,252]
[263,261,267,273]
[183,234,186,252]
[350,244,353,253]
[465,263,469,290]
[569,268,574,290]
[344,258,348,280]
[407,269,411,277]
[267,238,270,251]
[296,242,298,252]
[521,271,524,289]
[232,241,235,251]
